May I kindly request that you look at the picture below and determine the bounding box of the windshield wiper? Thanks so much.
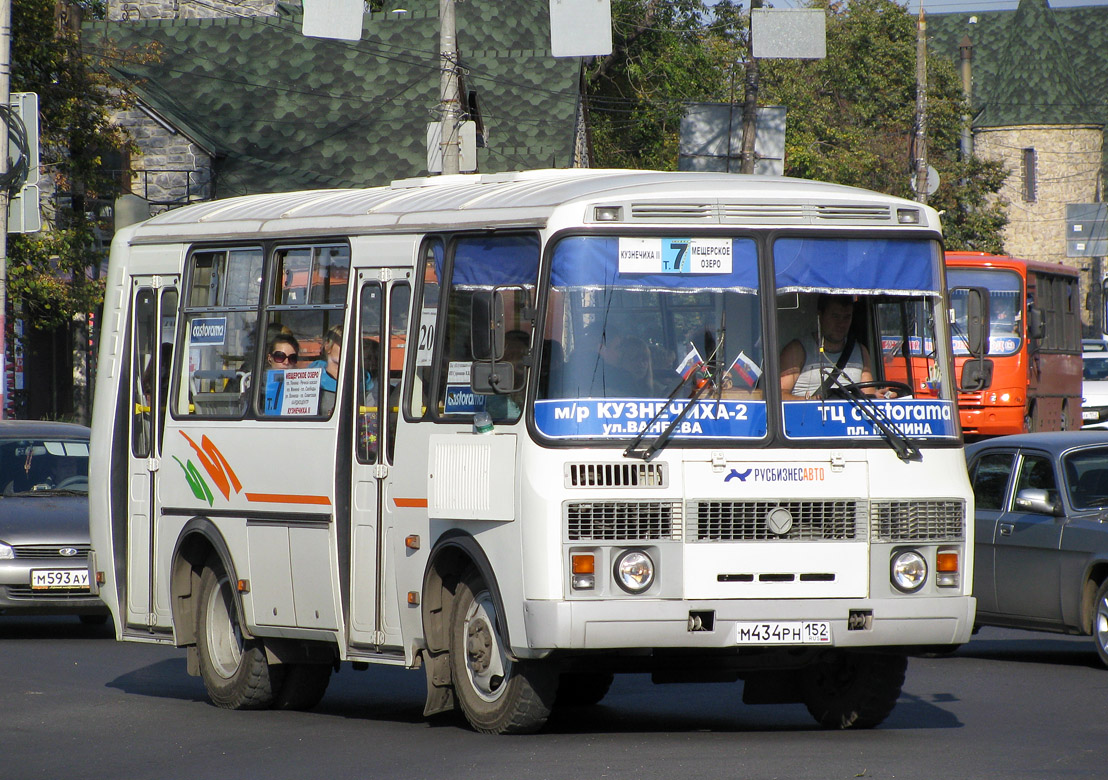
[625,326,725,461]
[827,375,921,462]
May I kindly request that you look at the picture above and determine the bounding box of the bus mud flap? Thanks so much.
[422,648,456,716]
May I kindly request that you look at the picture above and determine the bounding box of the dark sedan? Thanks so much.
[967,431,1108,665]
[0,420,107,623]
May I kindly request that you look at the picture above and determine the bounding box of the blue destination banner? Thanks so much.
[783,399,957,439]
[534,398,768,440]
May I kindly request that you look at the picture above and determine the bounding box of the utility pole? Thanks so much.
[959,34,973,161]
[913,3,928,204]
[739,0,761,175]
[0,0,10,419]
[438,0,460,175]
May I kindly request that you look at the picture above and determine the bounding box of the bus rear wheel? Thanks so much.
[196,561,284,710]
[449,571,556,734]
[801,651,907,729]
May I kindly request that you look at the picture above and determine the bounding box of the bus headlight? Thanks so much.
[891,549,927,593]
[614,550,654,594]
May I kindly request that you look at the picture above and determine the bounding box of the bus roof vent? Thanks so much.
[815,204,892,221]
[720,203,807,223]
[565,462,668,488]
[628,203,714,222]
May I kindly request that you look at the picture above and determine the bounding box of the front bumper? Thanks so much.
[521,595,976,654]
[0,561,107,615]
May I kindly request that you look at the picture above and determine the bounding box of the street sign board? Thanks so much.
[550,0,612,57]
[679,104,785,176]
[302,0,362,41]
[751,9,826,60]
[426,121,478,173]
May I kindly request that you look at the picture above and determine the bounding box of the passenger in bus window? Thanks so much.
[596,333,655,398]
[780,294,874,400]
[311,325,343,415]
[267,333,300,370]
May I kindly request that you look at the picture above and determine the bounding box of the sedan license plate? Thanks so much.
[31,569,90,590]
[1083,410,1099,421]
[735,621,831,645]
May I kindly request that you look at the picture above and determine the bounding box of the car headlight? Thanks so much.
[891,549,927,593]
[0,542,13,560]
[614,550,654,594]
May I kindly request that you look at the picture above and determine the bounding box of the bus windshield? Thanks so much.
[534,234,956,446]
[536,236,766,441]
[947,267,1022,356]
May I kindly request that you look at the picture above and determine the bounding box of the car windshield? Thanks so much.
[1064,446,1108,509]
[0,436,90,496]
[1084,355,1108,381]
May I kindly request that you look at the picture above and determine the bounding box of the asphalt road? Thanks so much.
[1,618,1106,780]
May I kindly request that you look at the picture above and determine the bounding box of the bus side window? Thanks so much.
[181,248,263,418]
[257,244,349,418]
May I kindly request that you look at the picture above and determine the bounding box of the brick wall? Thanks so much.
[974,124,1104,331]
[112,107,214,207]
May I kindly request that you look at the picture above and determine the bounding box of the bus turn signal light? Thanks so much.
[936,549,959,588]
[572,553,595,590]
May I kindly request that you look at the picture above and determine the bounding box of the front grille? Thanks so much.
[12,544,90,560]
[870,500,965,542]
[566,500,682,541]
[565,462,667,488]
[688,500,862,541]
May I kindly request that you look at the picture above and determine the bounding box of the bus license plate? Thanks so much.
[735,621,831,645]
[31,569,90,590]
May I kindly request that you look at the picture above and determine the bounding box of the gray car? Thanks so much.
[967,431,1108,665]
[0,420,107,623]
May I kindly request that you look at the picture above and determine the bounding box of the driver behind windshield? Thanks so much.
[779,294,875,400]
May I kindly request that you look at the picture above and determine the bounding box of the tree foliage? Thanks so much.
[8,0,138,329]
[586,0,1008,252]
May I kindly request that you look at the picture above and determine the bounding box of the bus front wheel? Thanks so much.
[196,561,284,710]
[449,571,556,734]
[801,651,907,729]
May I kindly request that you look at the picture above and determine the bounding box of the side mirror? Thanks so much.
[471,362,515,394]
[470,289,505,361]
[953,286,992,392]
[1014,487,1063,516]
[1027,306,1045,341]
[953,286,990,357]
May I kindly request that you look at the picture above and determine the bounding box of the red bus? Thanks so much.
[945,252,1082,437]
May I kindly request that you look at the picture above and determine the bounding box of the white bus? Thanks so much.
[89,169,979,733]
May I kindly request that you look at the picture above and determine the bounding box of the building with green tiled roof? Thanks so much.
[929,0,1106,325]
[85,0,585,207]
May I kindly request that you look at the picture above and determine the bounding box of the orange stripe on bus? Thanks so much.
[394,497,428,508]
[245,493,332,506]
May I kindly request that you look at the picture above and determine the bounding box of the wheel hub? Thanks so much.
[467,618,493,675]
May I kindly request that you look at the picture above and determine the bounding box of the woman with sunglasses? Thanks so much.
[267,334,300,369]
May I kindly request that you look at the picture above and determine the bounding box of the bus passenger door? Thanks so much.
[126,276,179,629]
[349,271,411,649]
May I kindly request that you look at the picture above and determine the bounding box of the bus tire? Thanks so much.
[449,570,556,734]
[555,672,614,707]
[801,651,907,729]
[273,663,333,711]
[196,562,283,710]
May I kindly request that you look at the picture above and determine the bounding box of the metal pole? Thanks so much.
[913,3,928,204]
[959,34,973,161]
[0,0,10,419]
[739,0,761,175]
[439,0,460,175]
